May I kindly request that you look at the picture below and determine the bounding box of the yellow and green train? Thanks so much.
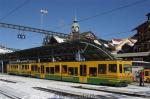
[7,60,132,86]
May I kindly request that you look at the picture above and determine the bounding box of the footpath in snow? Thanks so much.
[0,73,150,99]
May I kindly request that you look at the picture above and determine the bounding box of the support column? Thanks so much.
[1,60,3,73]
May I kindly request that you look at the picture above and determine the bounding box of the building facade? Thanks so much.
[133,13,150,52]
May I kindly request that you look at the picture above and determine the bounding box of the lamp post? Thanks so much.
[40,9,49,45]
[40,9,48,29]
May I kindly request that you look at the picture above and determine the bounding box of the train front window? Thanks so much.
[109,64,117,73]
[124,64,132,73]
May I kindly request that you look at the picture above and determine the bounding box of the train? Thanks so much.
[7,60,133,87]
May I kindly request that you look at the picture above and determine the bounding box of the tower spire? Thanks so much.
[74,10,77,22]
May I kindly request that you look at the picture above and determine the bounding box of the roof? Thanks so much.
[132,21,150,31]
[0,39,115,62]
[146,12,150,16]
[114,51,150,58]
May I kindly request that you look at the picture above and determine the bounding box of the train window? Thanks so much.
[46,67,50,74]
[55,65,60,73]
[50,67,54,74]
[22,65,24,70]
[80,65,87,76]
[74,67,78,76]
[62,65,67,73]
[38,67,40,73]
[68,67,74,75]
[119,64,123,73]
[25,65,27,70]
[145,71,149,76]
[35,65,38,71]
[41,65,45,74]
[109,64,117,73]
[98,64,107,74]
[31,65,34,71]
[124,64,132,73]
[89,67,97,77]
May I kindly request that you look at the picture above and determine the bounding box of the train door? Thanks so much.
[79,64,87,83]
[40,65,45,78]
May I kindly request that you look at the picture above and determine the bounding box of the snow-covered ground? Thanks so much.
[0,73,149,99]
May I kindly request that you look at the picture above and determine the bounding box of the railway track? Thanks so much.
[0,90,21,99]
[0,79,17,83]
[73,86,150,98]
[0,86,28,99]
[33,87,103,99]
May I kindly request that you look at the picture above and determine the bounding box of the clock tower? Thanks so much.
[71,16,80,39]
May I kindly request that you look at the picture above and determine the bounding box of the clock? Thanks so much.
[74,26,79,32]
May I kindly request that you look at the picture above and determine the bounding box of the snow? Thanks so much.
[53,36,65,43]
[0,74,149,99]
[94,40,102,45]
[0,47,13,54]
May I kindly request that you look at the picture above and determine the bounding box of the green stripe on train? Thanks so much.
[45,75,61,80]
[87,77,124,85]
[62,76,79,82]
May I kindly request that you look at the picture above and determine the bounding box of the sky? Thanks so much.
[0,0,150,49]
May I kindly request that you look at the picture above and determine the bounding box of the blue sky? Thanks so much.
[0,0,150,49]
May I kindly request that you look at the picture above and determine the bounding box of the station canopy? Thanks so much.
[0,39,115,62]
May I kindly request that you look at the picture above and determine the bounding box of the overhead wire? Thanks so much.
[52,0,147,37]
[0,0,30,21]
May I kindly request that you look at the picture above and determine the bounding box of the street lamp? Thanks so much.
[40,9,49,45]
[40,9,48,29]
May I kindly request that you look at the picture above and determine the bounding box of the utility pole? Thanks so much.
[40,9,48,29]
[40,9,49,45]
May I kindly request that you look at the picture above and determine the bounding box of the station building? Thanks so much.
[0,16,114,73]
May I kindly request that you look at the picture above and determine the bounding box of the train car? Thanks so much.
[7,60,132,86]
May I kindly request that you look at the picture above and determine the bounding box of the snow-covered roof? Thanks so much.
[112,39,123,45]
[94,40,102,45]
[53,36,65,43]
[0,45,14,54]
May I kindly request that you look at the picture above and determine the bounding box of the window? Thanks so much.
[50,67,54,74]
[145,71,149,76]
[80,65,86,76]
[89,67,97,76]
[74,67,78,76]
[68,67,74,75]
[119,64,123,73]
[31,65,34,71]
[25,65,28,70]
[109,64,117,73]
[35,65,38,71]
[62,65,67,73]
[98,64,107,74]
[22,65,25,70]
[41,65,45,74]
[124,64,132,73]
[46,67,50,74]
[55,65,60,73]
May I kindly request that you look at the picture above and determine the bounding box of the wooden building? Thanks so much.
[133,13,150,52]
